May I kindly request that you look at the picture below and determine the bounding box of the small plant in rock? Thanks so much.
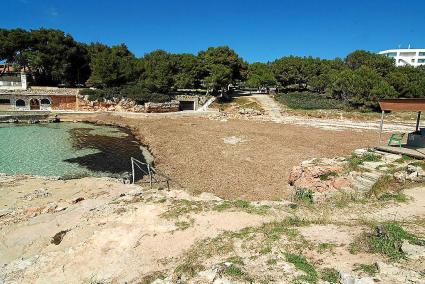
[267,258,278,266]
[353,263,378,276]
[317,242,337,253]
[175,219,194,231]
[366,175,410,203]
[320,268,340,283]
[294,188,314,204]
[349,222,425,260]
[346,154,364,171]
[319,171,338,181]
[161,199,205,219]
[285,253,318,284]
[377,192,408,202]
[394,155,414,164]
[140,271,166,284]
[214,200,269,215]
[223,261,253,282]
[362,151,382,162]
[409,161,425,171]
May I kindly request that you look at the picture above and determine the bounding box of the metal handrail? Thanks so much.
[130,157,171,189]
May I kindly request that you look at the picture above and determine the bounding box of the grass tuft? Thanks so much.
[161,199,204,219]
[320,268,339,283]
[349,222,425,260]
[285,253,318,284]
[353,263,378,276]
[319,171,338,181]
[214,199,270,215]
[317,242,337,253]
[294,188,314,204]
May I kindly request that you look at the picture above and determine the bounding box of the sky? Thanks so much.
[2,0,425,62]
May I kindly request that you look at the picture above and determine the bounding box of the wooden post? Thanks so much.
[379,110,385,144]
[416,111,421,132]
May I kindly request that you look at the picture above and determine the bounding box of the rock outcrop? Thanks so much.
[288,148,425,202]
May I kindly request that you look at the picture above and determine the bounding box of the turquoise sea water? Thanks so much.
[0,122,146,178]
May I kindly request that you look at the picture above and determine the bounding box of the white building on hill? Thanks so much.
[379,48,425,67]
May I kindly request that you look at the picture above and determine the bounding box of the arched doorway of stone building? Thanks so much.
[16,99,26,108]
[30,99,40,110]
[40,98,51,110]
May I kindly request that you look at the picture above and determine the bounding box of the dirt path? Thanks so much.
[250,94,285,122]
[249,94,416,133]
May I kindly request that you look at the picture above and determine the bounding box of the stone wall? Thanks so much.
[51,95,77,110]
[175,95,211,110]
[77,97,145,112]
[144,100,180,113]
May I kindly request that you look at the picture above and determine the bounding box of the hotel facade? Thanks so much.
[379,48,425,67]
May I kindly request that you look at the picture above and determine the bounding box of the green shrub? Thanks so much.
[285,253,318,283]
[367,175,404,200]
[320,268,339,283]
[79,85,172,104]
[319,171,338,181]
[295,188,314,204]
[275,92,348,110]
[353,263,378,276]
[350,222,425,260]
[346,154,364,171]
[362,151,382,162]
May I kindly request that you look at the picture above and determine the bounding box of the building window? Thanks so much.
[16,99,26,107]
[40,98,51,105]
[412,59,415,63]
[385,52,397,57]
[418,59,425,63]
[419,52,425,56]
[400,52,416,57]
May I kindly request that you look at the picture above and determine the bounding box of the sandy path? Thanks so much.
[249,94,416,132]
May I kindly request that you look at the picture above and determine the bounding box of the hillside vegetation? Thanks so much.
[1,28,425,110]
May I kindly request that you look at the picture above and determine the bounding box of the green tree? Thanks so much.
[245,62,277,88]
[0,28,33,72]
[346,50,394,76]
[137,50,175,94]
[331,66,397,110]
[87,43,137,87]
[171,53,202,89]
[198,46,247,92]
[27,29,91,85]
[386,66,425,98]
[271,56,327,90]
[203,64,233,91]
[0,28,91,85]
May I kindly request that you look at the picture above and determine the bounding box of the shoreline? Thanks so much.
[0,120,154,183]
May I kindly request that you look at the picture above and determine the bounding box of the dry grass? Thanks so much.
[74,114,379,200]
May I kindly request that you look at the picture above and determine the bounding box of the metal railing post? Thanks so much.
[131,158,135,184]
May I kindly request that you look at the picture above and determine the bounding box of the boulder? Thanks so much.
[353,149,369,156]
[377,261,423,283]
[288,166,302,185]
[401,241,425,260]
[340,272,374,284]
[393,171,407,183]
[145,101,180,113]
[332,176,350,189]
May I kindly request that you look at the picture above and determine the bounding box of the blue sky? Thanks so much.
[3,0,425,62]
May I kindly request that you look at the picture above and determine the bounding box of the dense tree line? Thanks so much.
[1,28,424,110]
